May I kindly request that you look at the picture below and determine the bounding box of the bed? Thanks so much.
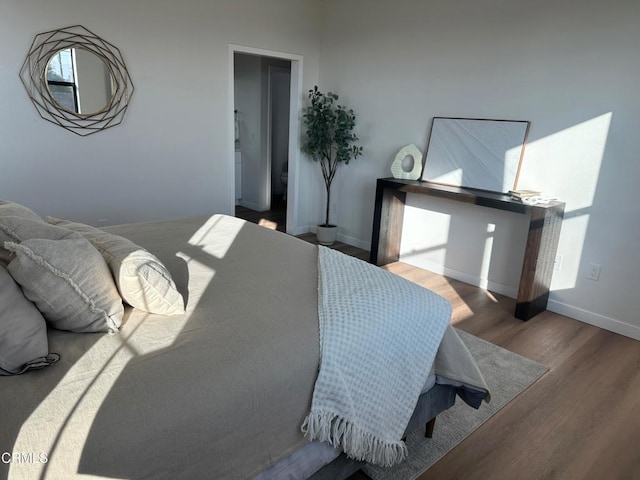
[0,204,488,480]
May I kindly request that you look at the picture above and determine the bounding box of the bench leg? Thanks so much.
[425,417,436,438]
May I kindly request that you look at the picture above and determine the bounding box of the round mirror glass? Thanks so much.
[46,48,114,116]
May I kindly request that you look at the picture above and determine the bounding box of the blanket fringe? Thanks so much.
[302,411,408,467]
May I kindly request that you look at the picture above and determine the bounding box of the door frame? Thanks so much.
[228,44,303,234]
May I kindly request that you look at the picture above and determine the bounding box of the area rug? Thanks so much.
[362,329,548,480]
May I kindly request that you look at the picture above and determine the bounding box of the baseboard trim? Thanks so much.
[289,225,311,236]
[399,257,518,299]
[299,226,372,251]
[337,232,370,251]
[547,299,640,341]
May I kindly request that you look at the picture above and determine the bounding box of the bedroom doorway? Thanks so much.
[229,45,302,234]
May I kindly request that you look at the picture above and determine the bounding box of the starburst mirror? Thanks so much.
[19,25,134,136]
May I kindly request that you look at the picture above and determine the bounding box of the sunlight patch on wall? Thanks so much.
[400,204,451,268]
[517,113,611,209]
[479,223,496,289]
[518,112,611,290]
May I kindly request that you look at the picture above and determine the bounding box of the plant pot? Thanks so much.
[316,224,338,246]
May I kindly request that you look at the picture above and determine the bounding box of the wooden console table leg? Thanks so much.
[370,181,407,265]
[515,203,565,320]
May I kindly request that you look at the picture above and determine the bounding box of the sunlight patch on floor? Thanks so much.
[384,261,476,322]
[484,290,499,303]
[258,218,278,230]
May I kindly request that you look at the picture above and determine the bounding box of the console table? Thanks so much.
[370,178,565,320]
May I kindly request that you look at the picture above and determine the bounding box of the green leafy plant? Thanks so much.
[302,86,363,227]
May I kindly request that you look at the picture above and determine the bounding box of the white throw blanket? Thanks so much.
[302,246,452,466]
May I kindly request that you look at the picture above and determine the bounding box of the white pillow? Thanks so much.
[5,238,124,333]
[0,266,58,375]
[47,217,185,316]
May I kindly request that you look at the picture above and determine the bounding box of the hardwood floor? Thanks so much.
[237,207,640,479]
[353,264,640,480]
[296,232,369,261]
[235,201,369,261]
[235,196,287,233]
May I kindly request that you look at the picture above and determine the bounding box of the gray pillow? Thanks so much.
[0,201,44,268]
[5,237,124,333]
[0,248,10,269]
[0,200,42,221]
[0,266,57,375]
[0,215,76,246]
[47,217,185,316]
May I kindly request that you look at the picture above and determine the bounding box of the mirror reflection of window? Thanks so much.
[46,48,114,115]
[46,49,78,113]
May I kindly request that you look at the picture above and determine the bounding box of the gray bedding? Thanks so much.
[0,215,487,480]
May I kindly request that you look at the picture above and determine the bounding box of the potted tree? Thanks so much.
[302,86,363,245]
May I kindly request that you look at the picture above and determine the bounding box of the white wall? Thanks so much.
[319,0,640,339]
[0,0,321,226]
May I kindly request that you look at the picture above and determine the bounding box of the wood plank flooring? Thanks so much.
[237,206,640,479]
[296,232,369,261]
[235,202,369,261]
[235,196,287,233]
[354,264,640,480]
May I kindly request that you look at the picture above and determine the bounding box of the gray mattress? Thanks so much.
[0,215,487,480]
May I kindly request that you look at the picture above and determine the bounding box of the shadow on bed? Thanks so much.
[0,219,196,480]
[0,333,102,480]
[72,215,321,480]
[2,215,488,480]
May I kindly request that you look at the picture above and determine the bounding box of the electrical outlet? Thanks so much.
[586,263,601,281]
[554,254,563,272]
[97,219,109,227]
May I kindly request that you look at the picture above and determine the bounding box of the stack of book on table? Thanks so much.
[508,189,541,201]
